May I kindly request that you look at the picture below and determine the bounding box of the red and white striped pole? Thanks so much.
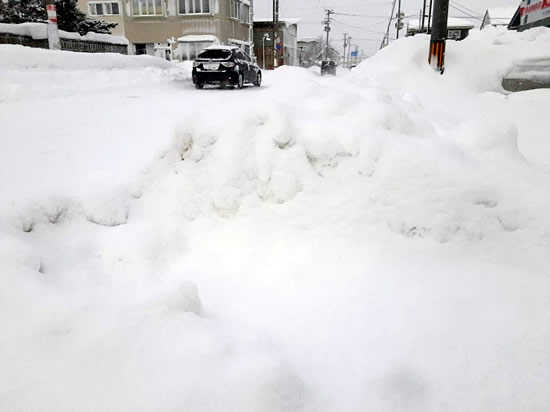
[45,0,61,50]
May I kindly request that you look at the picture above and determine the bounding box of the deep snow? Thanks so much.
[1,27,550,411]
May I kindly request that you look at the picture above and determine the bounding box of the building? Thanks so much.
[406,18,474,40]
[480,7,518,29]
[297,37,319,67]
[253,18,298,70]
[509,0,550,31]
[77,0,253,59]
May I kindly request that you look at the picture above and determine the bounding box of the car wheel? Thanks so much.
[237,73,244,89]
[254,72,262,87]
[195,82,204,89]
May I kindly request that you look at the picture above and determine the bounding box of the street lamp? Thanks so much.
[262,33,271,70]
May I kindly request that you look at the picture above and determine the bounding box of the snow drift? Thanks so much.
[1,28,550,411]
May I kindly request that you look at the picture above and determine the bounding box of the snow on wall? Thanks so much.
[0,22,129,45]
[0,44,179,70]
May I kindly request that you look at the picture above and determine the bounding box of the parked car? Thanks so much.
[321,60,337,76]
[192,46,262,89]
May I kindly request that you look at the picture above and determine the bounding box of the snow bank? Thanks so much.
[1,27,550,411]
[0,22,128,45]
[352,26,550,94]
[0,44,176,71]
[0,44,188,102]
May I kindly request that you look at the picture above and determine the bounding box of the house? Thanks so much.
[253,18,298,69]
[406,17,474,40]
[480,7,518,29]
[77,0,253,59]
[297,37,319,67]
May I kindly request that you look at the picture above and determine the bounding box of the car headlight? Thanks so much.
[193,61,200,68]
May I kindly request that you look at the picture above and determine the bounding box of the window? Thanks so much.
[231,0,241,19]
[197,49,232,60]
[132,0,163,16]
[447,29,461,40]
[89,2,120,16]
[135,44,147,55]
[241,3,249,23]
[179,0,210,14]
[181,41,213,60]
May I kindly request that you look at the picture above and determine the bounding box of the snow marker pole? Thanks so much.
[429,0,449,74]
[45,0,61,50]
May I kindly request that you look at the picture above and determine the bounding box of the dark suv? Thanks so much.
[192,46,262,89]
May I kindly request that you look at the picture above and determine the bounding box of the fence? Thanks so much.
[0,25,128,54]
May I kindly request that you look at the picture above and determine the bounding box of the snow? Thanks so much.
[254,17,301,27]
[407,17,475,31]
[1,28,550,411]
[177,34,219,43]
[0,44,177,70]
[0,22,129,45]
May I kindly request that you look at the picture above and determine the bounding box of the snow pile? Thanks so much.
[1,28,550,411]
[353,26,550,93]
[0,22,129,45]
[0,44,175,71]
[0,44,188,100]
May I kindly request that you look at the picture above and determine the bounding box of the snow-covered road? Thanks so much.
[1,27,550,412]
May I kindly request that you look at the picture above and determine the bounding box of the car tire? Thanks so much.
[195,82,204,89]
[237,73,244,89]
[254,72,262,87]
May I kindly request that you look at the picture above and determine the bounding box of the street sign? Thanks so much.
[351,51,358,57]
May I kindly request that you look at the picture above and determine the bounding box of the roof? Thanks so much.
[177,34,219,43]
[407,17,475,31]
[254,18,300,27]
[484,7,517,26]
[298,37,318,43]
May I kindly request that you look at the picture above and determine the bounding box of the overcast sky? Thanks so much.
[254,0,521,57]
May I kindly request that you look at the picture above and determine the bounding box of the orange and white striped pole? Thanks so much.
[428,0,449,74]
[45,0,61,50]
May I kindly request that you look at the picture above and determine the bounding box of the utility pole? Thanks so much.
[343,33,348,68]
[273,0,279,68]
[249,0,254,57]
[396,0,403,39]
[381,0,397,49]
[421,0,427,32]
[347,36,352,65]
[323,9,334,60]
[45,0,60,50]
[429,0,449,74]
[427,0,434,33]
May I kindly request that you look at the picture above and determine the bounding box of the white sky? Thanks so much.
[254,0,521,57]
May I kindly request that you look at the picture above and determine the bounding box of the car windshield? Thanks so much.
[197,49,232,60]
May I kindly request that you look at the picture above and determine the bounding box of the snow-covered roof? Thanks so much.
[254,18,300,27]
[0,22,129,45]
[177,34,219,43]
[298,37,318,43]
[407,17,475,31]
[484,7,517,26]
